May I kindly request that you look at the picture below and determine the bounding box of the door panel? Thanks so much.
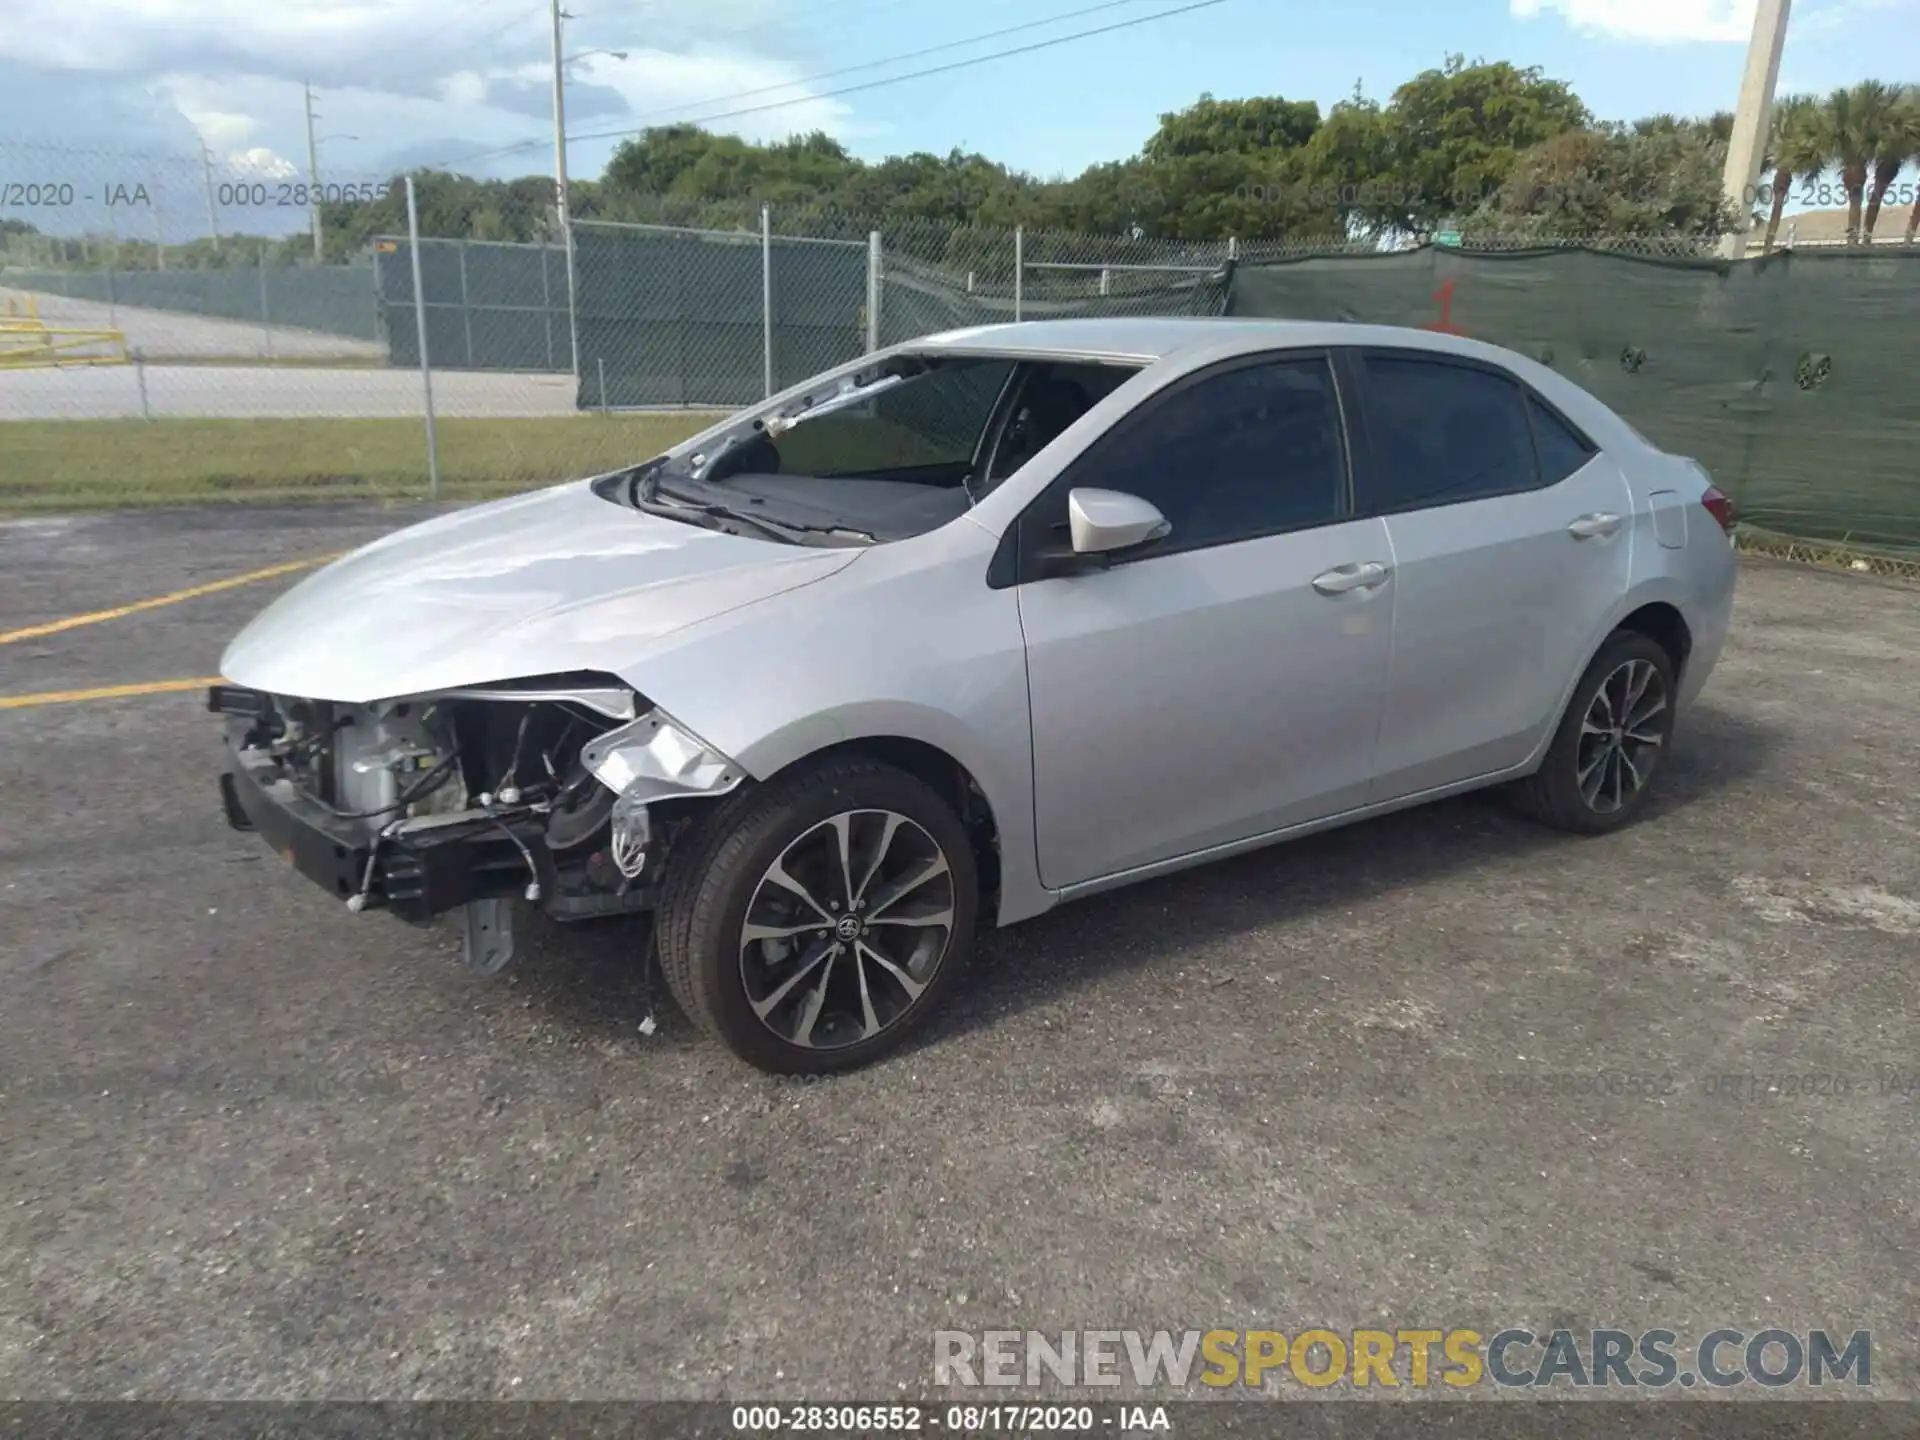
[1369,456,1634,800]
[1344,350,1634,804]
[1021,517,1394,889]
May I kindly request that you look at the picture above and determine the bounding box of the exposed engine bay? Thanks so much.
[212,675,743,974]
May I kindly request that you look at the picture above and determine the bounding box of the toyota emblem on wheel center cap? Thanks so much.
[835,915,862,942]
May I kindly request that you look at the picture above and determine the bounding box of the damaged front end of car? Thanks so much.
[212,674,743,973]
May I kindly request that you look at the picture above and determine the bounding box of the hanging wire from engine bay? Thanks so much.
[608,789,651,880]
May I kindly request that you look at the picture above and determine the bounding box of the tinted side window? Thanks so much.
[1528,394,1598,484]
[1359,356,1538,513]
[1073,357,1346,552]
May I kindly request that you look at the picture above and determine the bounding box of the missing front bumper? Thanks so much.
[220,743,556,922]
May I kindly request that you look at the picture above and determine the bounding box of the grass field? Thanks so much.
[0,414,721,511]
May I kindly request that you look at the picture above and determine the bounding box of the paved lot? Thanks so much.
[2,289,384,362]
[0,290,582,420]
[1,506,1917,1403]
[0,362,578,422]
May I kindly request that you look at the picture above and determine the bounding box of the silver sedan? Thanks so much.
[214,317,1738,1073]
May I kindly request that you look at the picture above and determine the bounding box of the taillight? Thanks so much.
[1700,485,1736,535]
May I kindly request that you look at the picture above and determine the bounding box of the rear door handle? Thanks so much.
[1567,512,1623,539]
[1312,561,1390,595]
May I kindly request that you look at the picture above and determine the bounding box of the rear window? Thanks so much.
[1527,395,1598,484]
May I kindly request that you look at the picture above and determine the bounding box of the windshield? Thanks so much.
[762,359,1015,479]
[601,353,1139,546]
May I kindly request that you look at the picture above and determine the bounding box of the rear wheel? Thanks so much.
[1513,631,1677,834]
[656,757,977,1074]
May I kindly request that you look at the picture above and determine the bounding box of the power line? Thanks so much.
[627,0,1161,126]
[440,0,1237,169]
[577,0,1238,144]
[439,2,548,65]
[376,0,545,91]
[705,0,906,37]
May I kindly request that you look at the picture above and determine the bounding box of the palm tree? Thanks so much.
[1863,84,1917,241]
[1760,93,1829,252]
[1825,81,1905,243]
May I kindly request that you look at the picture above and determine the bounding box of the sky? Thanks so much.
[1,0,1915,240]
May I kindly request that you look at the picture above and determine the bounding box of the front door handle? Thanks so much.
[1312,561,1390,595]
[1567,512,1623,539]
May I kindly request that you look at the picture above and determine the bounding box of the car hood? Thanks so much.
[218,480,862,703]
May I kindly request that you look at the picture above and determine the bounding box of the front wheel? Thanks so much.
[655,757,978,1074]
[1512,631,1678,834]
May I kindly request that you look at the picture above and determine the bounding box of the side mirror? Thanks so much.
[1067,488,1171,556]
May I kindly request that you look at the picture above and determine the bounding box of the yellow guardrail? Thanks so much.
[0,292,131,368]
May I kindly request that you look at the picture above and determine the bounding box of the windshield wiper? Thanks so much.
[688,494,875,546]
[630,483,784,543]
[623,462,875,546]
[647,482,873,546]
[741,512,877,544]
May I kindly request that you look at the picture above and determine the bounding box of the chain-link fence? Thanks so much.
[1227,243,1920,557]
[3,137,1917,565]
[373,236,569,372]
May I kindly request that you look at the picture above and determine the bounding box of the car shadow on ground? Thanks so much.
[505,702,1778,1062]
[923,700,1780,1052]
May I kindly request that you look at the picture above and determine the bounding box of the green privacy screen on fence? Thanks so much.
[9,263,380,340]
[572,224,868,408]
[375,238,568,371]
[362,226,1917,554]
[569,223,1232,408]
[1228,245,1920,555]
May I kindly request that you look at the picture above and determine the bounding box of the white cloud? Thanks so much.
[179,106,255,150]
[1509,0,1758,42]
[567,46,856,145]
[0,0,857,175]
[228,146,298,178]
[442,71,489,108]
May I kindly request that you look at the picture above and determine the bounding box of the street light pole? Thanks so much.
[550,0,581,382]
[1717,0,1792,259]
[200,142,221,259]
[305,81,324,263]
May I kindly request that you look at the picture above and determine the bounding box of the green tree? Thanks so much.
[1474,120,1729,238]
[603,125,739,196]
[1374,55,1591,234]
[1759,94,1830,252]
[1906,87,1920,241]
[1141,94,1321,161]
[1298,88,1396,236]
[837,149,1035,227]
[1825,80,1905,241]
[1862,83,1916,240]
[1027,158,1164,235]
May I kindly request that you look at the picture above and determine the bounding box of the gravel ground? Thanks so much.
[1,505,1917,1406]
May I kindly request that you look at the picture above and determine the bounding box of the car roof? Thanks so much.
[910,315,1522,368]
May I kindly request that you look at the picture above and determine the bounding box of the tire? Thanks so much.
[1512,631,1678,834]
[654,756,978,1074]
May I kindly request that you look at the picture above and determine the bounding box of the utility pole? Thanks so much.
[551,0,582,380]
[200,142,222,259]
[152,165,166,270]
[305,81,325,263]
[1717,0,1791,259]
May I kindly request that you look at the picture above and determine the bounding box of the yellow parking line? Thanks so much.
[0,553,342,646]
[0,677,223,711]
